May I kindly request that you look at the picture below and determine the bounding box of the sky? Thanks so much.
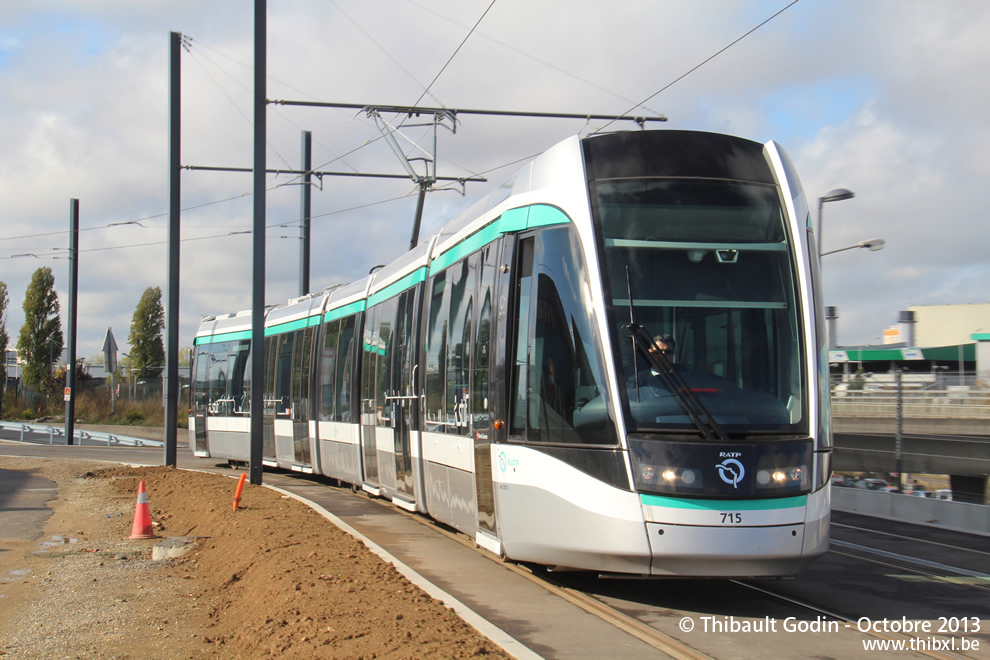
[1,0,989,363]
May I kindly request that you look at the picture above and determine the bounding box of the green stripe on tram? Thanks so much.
[324,300,366,323]
[198,205,569,345]
[367,267,427,307]
[429,204,569,274]
[193,329,252,346]
[640,494,807,510]
[264,314,323,337]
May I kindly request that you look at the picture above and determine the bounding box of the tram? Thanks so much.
[189,130,831,577]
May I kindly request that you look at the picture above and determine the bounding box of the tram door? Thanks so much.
[390,289,417,499]
[360,306,380,488]
[489,233,539,553]
[261,336,278,460]
[190,348,209,455]
[474,240,504,538]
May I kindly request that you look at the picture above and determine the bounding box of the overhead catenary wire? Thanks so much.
[2,192,420,259]
[594,0,801,134]
[328,0,445,109]
[183,0,645,195]
[402,0,665,119]
[182,35,363,174]
[181,31,445,188]
[6,4,791,261]
[410,0,497,109]
[183,38,295,171]
[0,192,259,245]
[184,0,662,185]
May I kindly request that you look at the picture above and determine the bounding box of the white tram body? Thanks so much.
[190,130,832,577]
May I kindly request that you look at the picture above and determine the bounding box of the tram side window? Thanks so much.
[273,332,295,417]
[318,314,358,423]
[319,319,340,421]
[361,305,378,423]
[207,343,229,416]
[372,296,399,427]
[192,344,210,415]
[447,256,476,436]
[393,289,415,402]
[227,340,251,414]
[425,271,449,430]
[515,226,617,446]
[473,245,496,430]
[262,335,278,417]
[241,340,253,414]
[426,250,487,436]
[336,315,357,422]
[291,326,315,421]
[510,239,534,437]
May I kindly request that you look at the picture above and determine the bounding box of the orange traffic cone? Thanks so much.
[128,480,158,540]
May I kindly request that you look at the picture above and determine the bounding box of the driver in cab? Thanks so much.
[636,333,678,385]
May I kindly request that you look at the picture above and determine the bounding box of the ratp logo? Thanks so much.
[716,458,745,488]
[498,451,519,473]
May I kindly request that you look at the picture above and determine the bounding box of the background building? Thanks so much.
[829,303,990,387]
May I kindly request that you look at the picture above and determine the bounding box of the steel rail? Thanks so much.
[832,522,990,557]
[352,487,712,660]
[730,580,970,660]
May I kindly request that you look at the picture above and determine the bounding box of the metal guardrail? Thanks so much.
[0,421,163,447]
[831,389,990,419]
[831,485,989,534]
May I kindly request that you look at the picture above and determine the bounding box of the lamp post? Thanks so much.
[817,188,856,258]
[820,237,886,257]
[895,367,904,492]
[817,188,863,350]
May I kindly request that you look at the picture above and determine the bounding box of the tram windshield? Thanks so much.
[594,179,807,435]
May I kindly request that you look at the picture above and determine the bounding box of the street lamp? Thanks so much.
[817,188,855,258]
[820,237,886,257]
[122,352,134,399]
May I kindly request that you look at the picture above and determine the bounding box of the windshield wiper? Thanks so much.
[623,323,728,442]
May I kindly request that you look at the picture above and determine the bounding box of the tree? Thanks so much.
[0,280,8,404]
[16,267,63,391]
[128,286,165,380]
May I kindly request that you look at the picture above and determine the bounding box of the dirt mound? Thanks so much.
[0,459,506,658]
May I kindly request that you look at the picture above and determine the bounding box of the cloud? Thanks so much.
[0,0,987,360]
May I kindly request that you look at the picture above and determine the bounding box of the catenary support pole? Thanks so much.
[299,130,311,297]
[65,199,79,446]
[249,0,267,486]
[164,30,181,467]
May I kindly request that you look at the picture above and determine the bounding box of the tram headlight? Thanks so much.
[639,464,703,490]
[755,464,808,491]
[768,468,802,483]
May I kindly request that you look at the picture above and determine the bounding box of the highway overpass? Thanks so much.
[832,390,989,504]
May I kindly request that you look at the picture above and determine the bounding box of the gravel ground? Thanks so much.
[0,456,507,659]
[0,457,210,658]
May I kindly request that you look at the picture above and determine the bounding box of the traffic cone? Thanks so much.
[128,480,158,540]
